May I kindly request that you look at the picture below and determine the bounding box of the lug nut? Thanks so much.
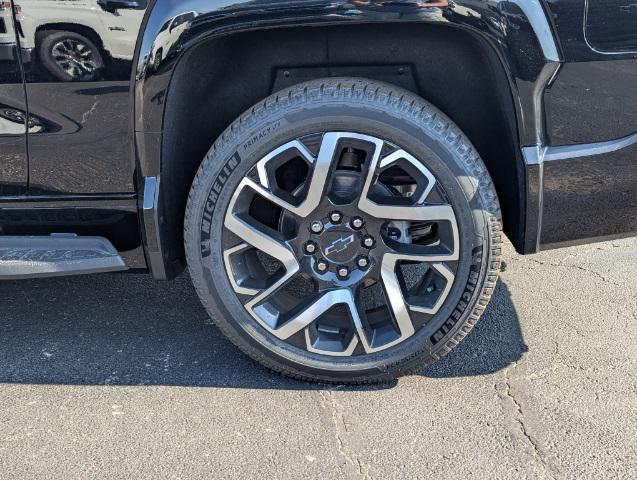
[329,211,343,223]
[310,221,324,234]
[362,236,375,248]
[351,217,364,230]
[316,260,328,272]
[305,241,317,254]
[337,266,350,278]
[357,256,369,269]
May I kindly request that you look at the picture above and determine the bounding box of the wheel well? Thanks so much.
[162,23,524,267]
[35,23,105,55]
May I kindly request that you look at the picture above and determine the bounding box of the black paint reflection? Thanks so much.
[16,0,148,195]
[16,0,147,82]
[541,141,637,247]
[546,61,637,146]
[586,0,637,53]
[0,1,27,196]
[27,82,136,194]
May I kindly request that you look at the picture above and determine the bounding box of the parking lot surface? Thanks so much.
[1,238,636,479]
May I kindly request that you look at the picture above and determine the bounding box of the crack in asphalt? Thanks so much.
[528,258,622,288]
[527,358,637,381]
[497,362,560,479]
[319,390,372,479]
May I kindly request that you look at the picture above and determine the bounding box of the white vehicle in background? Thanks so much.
[148,10,197,72]
[13,0,146,81]
[0,1,17,62]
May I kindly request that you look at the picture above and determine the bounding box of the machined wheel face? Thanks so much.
[51,38,99,79]
[222,132,459,357]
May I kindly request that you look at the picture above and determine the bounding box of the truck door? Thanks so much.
[14,0,147,195]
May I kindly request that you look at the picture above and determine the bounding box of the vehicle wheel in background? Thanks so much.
[37,30,104,82]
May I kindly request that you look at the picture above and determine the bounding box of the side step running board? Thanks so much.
[0,234,128,280]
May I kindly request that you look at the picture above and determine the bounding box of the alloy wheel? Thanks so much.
[222,132,460,357]
[51,38,99,79]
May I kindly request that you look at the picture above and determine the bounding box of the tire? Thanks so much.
[37,30,104,82]
[152,48,163,72]
[185,78,502,384]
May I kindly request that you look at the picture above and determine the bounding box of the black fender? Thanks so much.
[133,0,561,279]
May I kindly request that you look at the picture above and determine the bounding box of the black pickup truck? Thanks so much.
[0,0,635,383]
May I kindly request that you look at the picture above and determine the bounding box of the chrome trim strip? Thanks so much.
[512,0,561,62]
[524,131,637,165]
[142,176,167,279]
[142,176,159,211]
[544,132,637,162]
[522,145,546,166]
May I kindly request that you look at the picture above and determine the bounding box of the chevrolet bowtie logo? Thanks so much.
[325,234,355,256]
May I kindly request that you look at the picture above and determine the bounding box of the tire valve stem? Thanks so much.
[426,285,436,294]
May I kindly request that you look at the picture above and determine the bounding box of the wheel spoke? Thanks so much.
[252,132,386,218]
[225,179,297,261]
[250,134,336,218]
[363,201,457,223]
[225,178,303,334]
[225,209,296,278]
[244,267,300,334]
[382,252,455,316]
[222,243,261,296]
[358,145,460,258]
[376,257,416,346]
[304,327,359,356]
[81,61,97,72]
[259,288,353,340]
[358,145,457,224]
[256,140,314,189]
[378,149,437,203]
[298,132,347,215]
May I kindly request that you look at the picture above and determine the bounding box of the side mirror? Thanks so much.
[97,0,144,14]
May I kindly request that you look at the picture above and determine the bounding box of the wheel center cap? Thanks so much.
[320,229,360,263]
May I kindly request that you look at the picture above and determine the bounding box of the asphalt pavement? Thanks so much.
[0,238,635,479]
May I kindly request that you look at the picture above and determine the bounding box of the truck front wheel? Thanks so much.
[184,78,502,383]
